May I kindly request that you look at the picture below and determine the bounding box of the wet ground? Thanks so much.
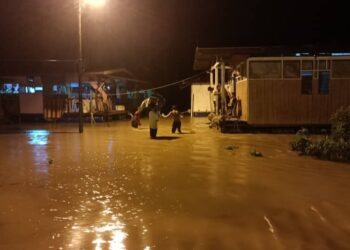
[0,117,350,250]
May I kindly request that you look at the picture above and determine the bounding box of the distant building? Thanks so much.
[192,46,350,127]
[0,68,150,122]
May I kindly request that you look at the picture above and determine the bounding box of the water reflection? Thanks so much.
[2,119,350,249]
[69,200,128,250]
[27,130,49,145]
[69,219,128,249]
[27,130,50,173]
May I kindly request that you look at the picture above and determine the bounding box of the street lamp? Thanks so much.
[77,0,106,133]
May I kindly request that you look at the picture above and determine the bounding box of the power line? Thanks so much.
[111,70,207,96]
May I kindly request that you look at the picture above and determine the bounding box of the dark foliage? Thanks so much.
[291,106,350,162]
[290,128,312,154]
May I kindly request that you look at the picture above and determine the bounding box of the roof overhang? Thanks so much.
[193,47,263,71]
[0,66,148,84]
[193,45,350,71]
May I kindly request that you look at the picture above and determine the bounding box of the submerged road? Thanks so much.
[0,117,350,250]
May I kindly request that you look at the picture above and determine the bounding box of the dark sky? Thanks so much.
[0,0,349,84]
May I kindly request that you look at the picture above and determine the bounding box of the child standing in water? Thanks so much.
[162,105,182,133]
[149,107,159,139]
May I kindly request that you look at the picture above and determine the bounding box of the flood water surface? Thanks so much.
[0,118,350,249]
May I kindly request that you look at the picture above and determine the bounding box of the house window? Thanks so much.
[332,60,350,78]
[302,60,313,70]
[1,83,20,94]
[52,85,67,94]
[302,60,316,78]
[318,71,330,95]
[283,61,300,78]
[301,71,312,95]
[249,61,282,79]
[318,60,327,70]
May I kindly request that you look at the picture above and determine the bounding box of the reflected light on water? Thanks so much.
[70,216,127,250]
[109,224,127,250]
[108,138,113,155]
[27,130,49,145]
[27,130,50,173]
[93,221,127,250]
[93,237,106,250]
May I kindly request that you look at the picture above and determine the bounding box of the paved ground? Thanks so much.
[0,117,350,249]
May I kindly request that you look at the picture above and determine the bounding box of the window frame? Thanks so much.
[331,59,350,79]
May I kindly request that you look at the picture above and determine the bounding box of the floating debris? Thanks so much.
[250,149,263,157]
[263,216,274,233]
[225,145,239,151]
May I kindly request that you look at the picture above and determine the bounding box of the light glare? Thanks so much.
[83,0,106,7]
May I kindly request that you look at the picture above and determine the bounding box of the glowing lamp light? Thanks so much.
[83,0,106,7]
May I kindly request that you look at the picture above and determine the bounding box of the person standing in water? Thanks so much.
[149,107,159,139]
[162,105,182,133]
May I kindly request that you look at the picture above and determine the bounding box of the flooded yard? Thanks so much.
[0,117,350,249]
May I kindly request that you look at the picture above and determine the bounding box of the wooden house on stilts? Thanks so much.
[192,46,350,131]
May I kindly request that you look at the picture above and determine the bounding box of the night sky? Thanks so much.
[0,0,348,109]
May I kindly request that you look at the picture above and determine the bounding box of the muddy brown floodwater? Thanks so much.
[0,117,350,250]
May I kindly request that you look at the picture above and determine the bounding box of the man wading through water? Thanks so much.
[162,105,183,133]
